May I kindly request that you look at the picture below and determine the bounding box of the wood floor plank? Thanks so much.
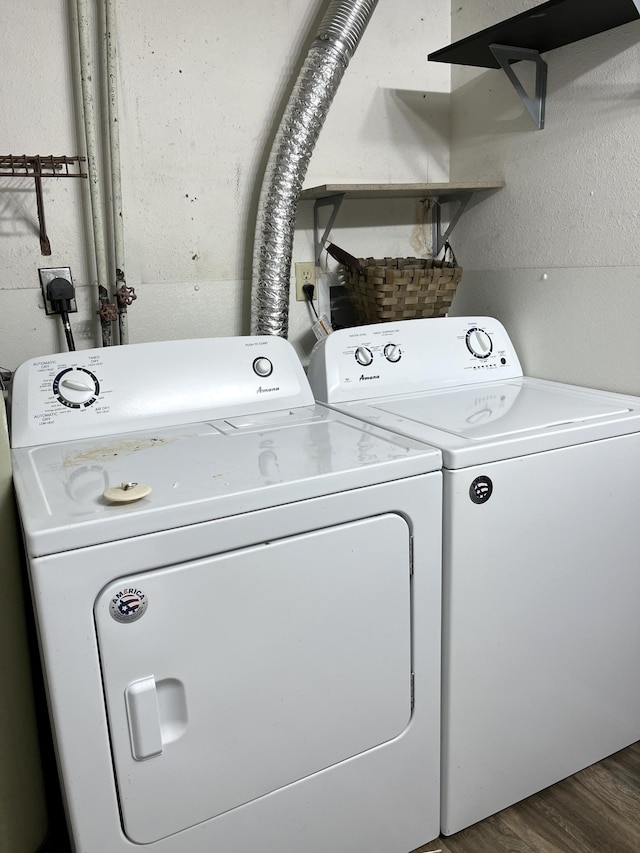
[577,756,640,827]
[498,806,572,853]
[599,740,640,784]
[412,839,457,853]
[436,813,534,853]
[499,782,602,853]
[498,768,640,853]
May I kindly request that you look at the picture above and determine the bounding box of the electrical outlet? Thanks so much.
[295,262,316,301]
[39,267,77,315]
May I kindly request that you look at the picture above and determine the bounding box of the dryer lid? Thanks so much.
[11,406,441,557]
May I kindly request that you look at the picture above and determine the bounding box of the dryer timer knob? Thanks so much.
[53,367,100,408]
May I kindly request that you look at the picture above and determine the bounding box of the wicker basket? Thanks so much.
[343,254,462,324]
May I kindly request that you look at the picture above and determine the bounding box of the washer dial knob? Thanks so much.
[253,356,273,377]
[466,328,493,359]
[354,346,373,366]
[383,343,401,363]
[53,368,100,408]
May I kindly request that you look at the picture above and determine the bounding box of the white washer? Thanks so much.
[308,316,640,836]
[10,335,443,853]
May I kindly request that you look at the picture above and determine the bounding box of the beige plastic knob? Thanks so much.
[103,482,152,503]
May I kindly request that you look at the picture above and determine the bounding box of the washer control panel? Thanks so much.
[11,336,314,448]
[307,316,523,403]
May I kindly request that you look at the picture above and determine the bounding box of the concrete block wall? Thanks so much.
[0,0,451,370]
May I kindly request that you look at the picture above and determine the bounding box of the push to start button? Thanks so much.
[469,475,493,504]
[253,357,273,377]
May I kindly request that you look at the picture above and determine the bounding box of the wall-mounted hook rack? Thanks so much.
[0,155,87,255]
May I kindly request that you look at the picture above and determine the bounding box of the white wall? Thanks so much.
[0,0,450,371]
[447,1,640,394]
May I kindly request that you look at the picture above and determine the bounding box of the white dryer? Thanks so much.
[308,316,640,836]
[10,335,443,853]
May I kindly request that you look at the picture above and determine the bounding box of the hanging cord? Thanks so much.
[47,278,77,351]
[303,283,319,320]
[303,283,332,338]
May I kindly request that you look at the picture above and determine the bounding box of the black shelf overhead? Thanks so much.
[428,0,640,129]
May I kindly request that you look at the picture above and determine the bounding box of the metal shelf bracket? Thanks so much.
[432,192,473,257]
[313,193,345,265]
[489,44,548,129]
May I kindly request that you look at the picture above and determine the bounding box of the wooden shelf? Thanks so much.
[300,182,505,261]
[427,0,640,69]
[300,181,505,200]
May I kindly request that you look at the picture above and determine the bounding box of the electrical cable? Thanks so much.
[303,284,319,319]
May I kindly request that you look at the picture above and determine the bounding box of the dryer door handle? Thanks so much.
[125,676,163,760]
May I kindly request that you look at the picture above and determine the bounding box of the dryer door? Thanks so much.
[94,513,413,844]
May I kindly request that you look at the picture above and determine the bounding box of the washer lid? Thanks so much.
[335,377,640,469]
[374,381,631,440]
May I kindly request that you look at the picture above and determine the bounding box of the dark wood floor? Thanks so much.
[416,741,640,853]
[40,741,640,851]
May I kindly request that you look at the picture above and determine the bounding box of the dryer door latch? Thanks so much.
[125,676,163,760]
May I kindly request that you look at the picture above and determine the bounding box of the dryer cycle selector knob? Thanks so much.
[53,367,100,408]
[383,343,401,363]
[354,346,373,366]
[466,328,493,359]
[253,356,273,378]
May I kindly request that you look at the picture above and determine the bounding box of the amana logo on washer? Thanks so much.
[109,587,148,623]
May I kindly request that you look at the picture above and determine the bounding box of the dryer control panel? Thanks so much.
[11,336,314,447]
[307,316,523,403]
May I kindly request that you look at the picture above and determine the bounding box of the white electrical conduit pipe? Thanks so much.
[105,0,128,345]
[251,0,379,338]
[75,0,112,346]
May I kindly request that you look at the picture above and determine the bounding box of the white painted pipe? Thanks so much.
[105,0,128,345]
[75,0,112,346]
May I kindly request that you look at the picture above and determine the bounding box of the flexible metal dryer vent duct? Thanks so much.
[251,0,379,337]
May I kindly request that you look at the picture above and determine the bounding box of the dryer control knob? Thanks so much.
[53,367,100,408]
[253,357,273,377]
[383,343,401,363]
[354,346,374,366]
[466,328,493,359]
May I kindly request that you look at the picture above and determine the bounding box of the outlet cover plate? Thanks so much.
[39,267,77,315]
[295,262,317,301]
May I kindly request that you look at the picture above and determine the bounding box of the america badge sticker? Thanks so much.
[109,587,148,623]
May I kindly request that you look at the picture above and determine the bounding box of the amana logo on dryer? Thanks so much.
[359,374,380,381]
[257,385,280,393]
[109,587,148,623]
